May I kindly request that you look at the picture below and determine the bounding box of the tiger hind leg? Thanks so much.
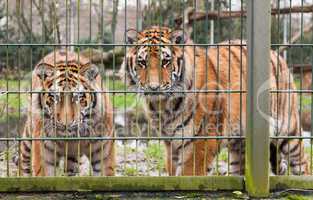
[280,139,309,175]
[270,142,288,175]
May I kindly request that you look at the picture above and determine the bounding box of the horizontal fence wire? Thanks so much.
[0,136,245,141]
[0,43,247,47]
[1,43,313,47]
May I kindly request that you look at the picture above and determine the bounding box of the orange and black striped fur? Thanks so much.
[120,26,309,176]
[20,50,115,176]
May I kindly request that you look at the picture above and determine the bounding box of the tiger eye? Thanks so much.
[80,99,87,107]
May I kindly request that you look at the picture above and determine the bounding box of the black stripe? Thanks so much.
[229,170,241,174]
[288,142,300,154]
[22,142,31,153]
[92,146,103,156]
[67,156,78,163]
[92,92,97,109]
[176,140,192,152]
[93,169,101,173]
[45,159,55,166]
[22,152,30,160]
[127,56,136,85]
[279,139,289,154]
[290,160,307,167]
[44,143,61,157]
[22,159,30,164]
[91,159,101,166]
[149,102,155,111]
[38,94,43,110]
[173,97,183,112]
[230,161,240,166]
[289,152,301,159]
[176,56,184,81]
[22,168,31,173]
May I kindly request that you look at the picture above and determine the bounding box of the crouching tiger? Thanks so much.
[19,50,115,176]
[120,26,309,176]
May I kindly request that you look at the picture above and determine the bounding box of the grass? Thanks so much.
[283,194,312,200]
[144,142,165,173]
[104,78,143,110]
[219,149,228,162]
[294,79,312,108]
[123,167,138,176]
[0,79,29,123]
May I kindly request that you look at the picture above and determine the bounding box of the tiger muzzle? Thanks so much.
[46,120,92,137]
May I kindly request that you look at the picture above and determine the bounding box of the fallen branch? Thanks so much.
[80,47,125,65]
[291,64,312,74]
[279,22,313,53]
[175,5,313,26]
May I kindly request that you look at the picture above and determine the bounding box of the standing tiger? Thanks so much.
[120,26,309,176]
[19,50,115,176]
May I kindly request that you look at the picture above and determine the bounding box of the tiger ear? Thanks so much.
[171,30,189,44]
[82,64,99,81]
[126,29,141,44]
[35,64,54,80]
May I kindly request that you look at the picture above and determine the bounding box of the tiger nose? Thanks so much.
[149,83,160,91]
[58,95,75,125]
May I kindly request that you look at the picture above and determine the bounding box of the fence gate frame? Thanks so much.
[245,0,270,197]
[1,0,313,198]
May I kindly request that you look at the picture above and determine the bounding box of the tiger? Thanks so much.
[119,26,309,176]
[19,50,115,176]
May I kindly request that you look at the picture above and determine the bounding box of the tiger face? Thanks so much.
[121,26,190,97]
[36,63,100,136]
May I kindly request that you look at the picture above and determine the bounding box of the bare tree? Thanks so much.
[12,0,61,43]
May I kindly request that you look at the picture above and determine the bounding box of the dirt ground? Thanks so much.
[0,190,313,200]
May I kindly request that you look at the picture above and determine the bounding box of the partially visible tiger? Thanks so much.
[19,50,115,176]
[120,26,309,176]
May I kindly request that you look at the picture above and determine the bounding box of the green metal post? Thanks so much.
[246,0,271,197]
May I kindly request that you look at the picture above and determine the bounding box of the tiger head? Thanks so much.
[34,51,102,136]
[120,26,194,98]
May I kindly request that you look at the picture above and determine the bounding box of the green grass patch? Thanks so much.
[284,194,311,200]
[0,94,28,123]
[294,78,312,109]
[123,167,138,176]
[218,149,228,162]
[0,79,30,90]
[104,78,143,109]
[144,142,165,172]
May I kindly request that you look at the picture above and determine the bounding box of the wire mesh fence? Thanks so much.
[0,0,312,196]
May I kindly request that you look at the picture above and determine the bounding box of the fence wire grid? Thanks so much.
[0,0,312,196]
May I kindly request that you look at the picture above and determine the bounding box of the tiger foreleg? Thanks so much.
[43,141,59,176]
[20,140,32,176]
[229,139,245,175]
[91,142,115,176]
[66,156,79,176]
[172,139,218,176]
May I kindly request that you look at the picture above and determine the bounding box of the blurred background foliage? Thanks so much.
[0,0,312,73]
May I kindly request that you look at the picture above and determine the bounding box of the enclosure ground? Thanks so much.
[0,191,313,200]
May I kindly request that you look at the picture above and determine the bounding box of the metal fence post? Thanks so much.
[246,0,271,197]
